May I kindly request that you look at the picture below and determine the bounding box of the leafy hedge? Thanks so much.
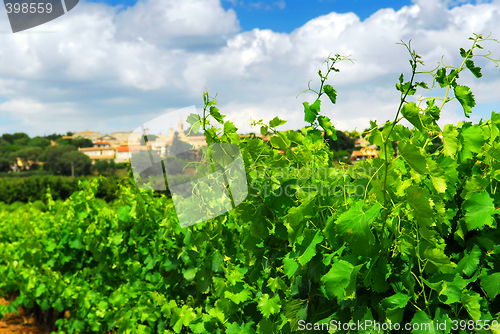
[1,33,500,334]
[0,175,121,204]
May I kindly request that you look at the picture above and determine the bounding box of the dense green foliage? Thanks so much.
[324,130,355,153]
[0,131,92,173]
[0,174,121,204]
[1,33,500,334]
[92,159,117,175]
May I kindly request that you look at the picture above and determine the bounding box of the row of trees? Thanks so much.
[0,132,95,175]
[0,131,195,176]
[4,127,427,176]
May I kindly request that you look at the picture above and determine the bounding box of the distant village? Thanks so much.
[5,116,384,173]
[71,115,380,165]
[72,116,276,165]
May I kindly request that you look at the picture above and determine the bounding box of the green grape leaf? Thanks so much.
[396,81,416,95]
[284,200,315,244]
[260,125,268,135]
[226,321,256,334]
[345,264,362,299]
[189,322,206,334]
[267,277,287,294]
[69,238,84,250]
[435,68,448,88]
[401,102,425,132]
[286,130,304,144]
[296,230,324,266]
[455,245,481,277]
[257,318,278,334]
[182,266,198,281]
[117,205,132,222]
[463,191,496,230]
[364,257,391,293]
[323,84,337,104]
[212,250,224,273]
[330,200,381,256]
[224,121,238,134]
[186,113,201,133]
[454,85,476,118]
[442,124,460,158]
[257,294,281,317]
[210,106,225,123]
[399,141,427,174]
[480,272,500,300]
[411,308,451,334]
[224,289,252,305]
[406,186,434,228]
[460,125,484,161]
[283,255,299,279]
[465,59,482,78]
[423,248,455,274]
[317,115,335,137]
[461,290,482,321]
[440,275,468,305]
[304,99,321,124]
[381,292,410,310]
[269,116,287,128]
[195,269,212,294]
[270,135,290,151]
[35,283,46,298]
[321,259,354,300]
[459,47,469,58]
[427,158,447,194]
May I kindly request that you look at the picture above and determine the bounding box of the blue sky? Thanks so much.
[220,0,415,33]
[0,0,499,137]
[89,0,416,31]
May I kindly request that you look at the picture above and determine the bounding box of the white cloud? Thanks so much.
[0,0,499,137]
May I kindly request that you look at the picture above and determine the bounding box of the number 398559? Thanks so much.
[5,2,53,14]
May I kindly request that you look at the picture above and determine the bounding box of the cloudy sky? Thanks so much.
[0,0,499,137]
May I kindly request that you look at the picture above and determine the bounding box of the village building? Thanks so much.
[78,141,115,164]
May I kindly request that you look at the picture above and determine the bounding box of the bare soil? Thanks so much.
[0,298,50,334]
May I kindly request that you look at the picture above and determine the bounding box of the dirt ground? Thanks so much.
[0,298,50,334]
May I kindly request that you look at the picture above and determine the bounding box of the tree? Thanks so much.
[1,134,14,144]
[93,159,116,175]
[39,145,77,173]
[0,157,11,172]
[0,132,30,146]
[335,150,350,158]
[1,144,24,154]
[17,147,43,162]
[53,151,92,176]
[130,150,163,179]
[44,133,63,141]
[70,138,93,148]
[12,132,30,141]
[14,137,29,146]
[28,137,51,149]
[324,130,355,152]
[0,140,11,154]
[169,134,193,156]
[164,156,187,175]
[347,130,360,138]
